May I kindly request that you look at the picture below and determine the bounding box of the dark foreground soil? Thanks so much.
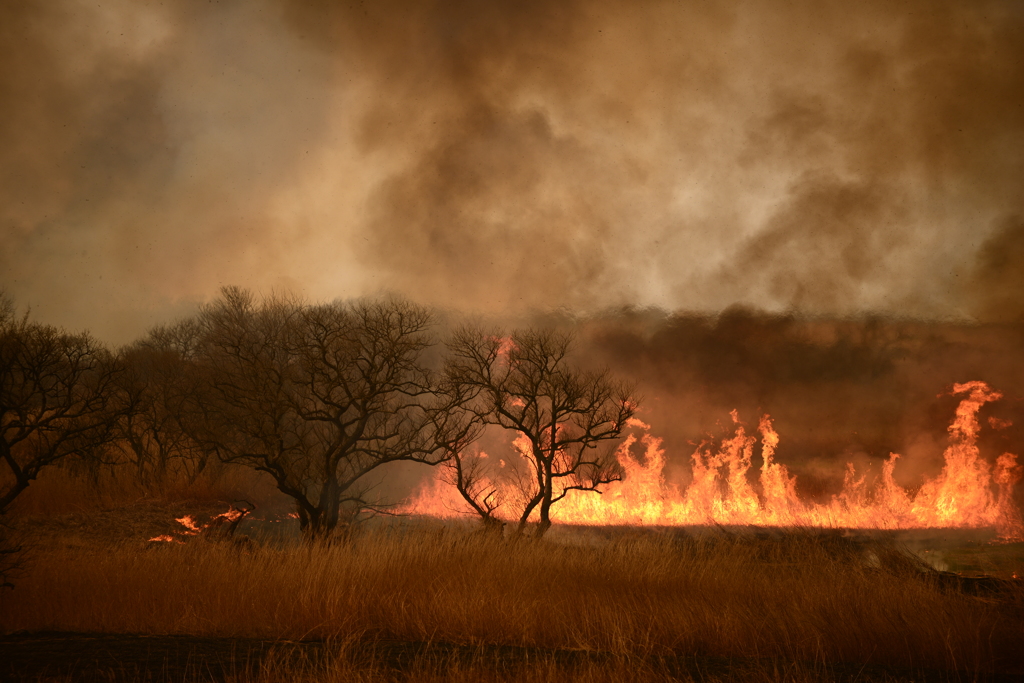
[3,632,1023,683]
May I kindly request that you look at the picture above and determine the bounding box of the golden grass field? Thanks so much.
[2,468,1024,681]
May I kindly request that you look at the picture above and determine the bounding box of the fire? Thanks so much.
[148,505,251,543]
[175,515,203,534]
[402,381,1024,540]
[147,534,180,544]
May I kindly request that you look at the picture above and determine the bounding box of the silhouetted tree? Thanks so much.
[0,295,124,513]
[186,288,476,538]
[446,328,638,538]
[114,322,210,491]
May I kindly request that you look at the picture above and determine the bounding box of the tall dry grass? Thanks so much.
[238,640,922,683]
[5,461,278,517]
[2,528,1021,675]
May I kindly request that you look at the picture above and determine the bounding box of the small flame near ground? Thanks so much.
[148,506,249,543]
[402,381,1024,541]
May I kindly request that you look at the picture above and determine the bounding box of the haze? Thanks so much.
[3,0,1024,344]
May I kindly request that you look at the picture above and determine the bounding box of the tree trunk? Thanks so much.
[535,461,554,539]
[0,479,29,516]
[0,441,31,514]
[302,510,333,539]
[515,496,540,538]
[318,476,340,538]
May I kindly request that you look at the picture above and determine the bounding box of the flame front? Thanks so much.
[403,381,1024,540]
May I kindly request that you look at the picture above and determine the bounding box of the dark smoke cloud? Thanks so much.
[970,215,1024,323]
[2,0,1024,342]
[574,309,1024,501]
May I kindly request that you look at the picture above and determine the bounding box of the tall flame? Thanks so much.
[402,381,1023,540]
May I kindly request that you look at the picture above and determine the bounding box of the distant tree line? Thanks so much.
[0,289,637,540]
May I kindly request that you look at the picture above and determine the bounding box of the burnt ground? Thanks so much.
[3,631,1024,683]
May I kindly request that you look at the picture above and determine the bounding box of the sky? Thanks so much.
[3,0,1024,344]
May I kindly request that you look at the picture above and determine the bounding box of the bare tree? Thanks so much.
[0,296,124,514]
[439,442,505,531]
[445,328,638,538]
[186,288,476,538]
[114,324,210,490]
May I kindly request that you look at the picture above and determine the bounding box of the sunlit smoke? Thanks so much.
[2,0,1024,342]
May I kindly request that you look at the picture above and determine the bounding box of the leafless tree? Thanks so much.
[440,442,505,531]
[445,328,638,538]
[0,295,125,514]
[114,322,210,490]
[186,288,477,538]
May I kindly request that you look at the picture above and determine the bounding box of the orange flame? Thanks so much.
[175,515,203,534]
[148,505,250,543]
[401,381,1023,540]
[146,534,180,543]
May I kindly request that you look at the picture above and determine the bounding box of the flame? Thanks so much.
[401,381,1024,540]
[148,505,251,543]
[989,417,1013,430]
[493,335,517,359]
[175,515,203,534]
[211,508,246,524]
[147,534,180,543]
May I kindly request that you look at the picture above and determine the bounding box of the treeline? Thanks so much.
[0,288,636,539]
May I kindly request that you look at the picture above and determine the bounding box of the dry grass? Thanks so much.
[2,525,1022,678]
[236,641,927,683]
[3,639,934,683]
[5,461,277,518]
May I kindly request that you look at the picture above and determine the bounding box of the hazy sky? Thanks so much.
[3,0,1024,343]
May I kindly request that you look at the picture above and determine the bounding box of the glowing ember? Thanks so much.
[402,381,1024,540]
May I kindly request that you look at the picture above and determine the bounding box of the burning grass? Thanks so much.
[2,523,1023,679]
[405,382,1024,540]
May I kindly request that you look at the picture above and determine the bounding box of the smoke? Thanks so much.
[969,215,1024,322]
[342,0,1024,320]
[2,0,1024,343]
[571,309,1024,501]
[0,0,339,340]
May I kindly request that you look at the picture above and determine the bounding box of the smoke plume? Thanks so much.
[2,0,1024,342]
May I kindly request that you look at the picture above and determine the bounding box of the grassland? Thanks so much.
[2,470,1024,681]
